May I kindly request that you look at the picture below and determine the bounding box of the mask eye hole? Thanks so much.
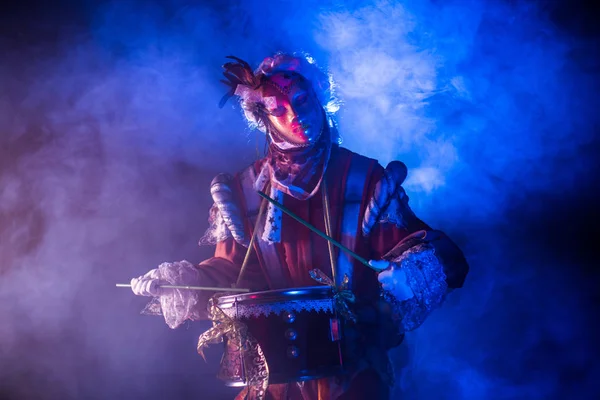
[294,93,308,106]
[268,106,286,117]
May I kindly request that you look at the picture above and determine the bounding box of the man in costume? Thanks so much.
[130,53,469,400]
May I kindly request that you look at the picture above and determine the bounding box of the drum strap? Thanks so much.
[238,165,288,289]
[335,155,373,288]
[321,178,338,285]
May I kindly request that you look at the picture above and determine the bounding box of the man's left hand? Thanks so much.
[369,260,415,301]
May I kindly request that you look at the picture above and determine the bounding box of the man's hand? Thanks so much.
[130,269,163,297]
[370,260,415,301]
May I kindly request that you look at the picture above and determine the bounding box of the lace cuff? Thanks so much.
[148,261,204,329]
[381,244,448,332]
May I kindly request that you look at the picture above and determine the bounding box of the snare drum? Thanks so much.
[216,286,347,386]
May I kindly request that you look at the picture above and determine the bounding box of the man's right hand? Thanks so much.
[130,269,163,297]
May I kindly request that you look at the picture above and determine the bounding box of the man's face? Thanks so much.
[262,73,324,146]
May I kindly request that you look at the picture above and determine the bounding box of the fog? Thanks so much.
[1,1,598,399]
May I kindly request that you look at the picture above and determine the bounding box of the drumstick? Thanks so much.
[257,191,387,273]
[115,283,250,292]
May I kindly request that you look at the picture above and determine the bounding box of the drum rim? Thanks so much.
[216,285,335,306]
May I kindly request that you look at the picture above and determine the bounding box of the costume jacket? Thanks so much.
[187,145,468,400]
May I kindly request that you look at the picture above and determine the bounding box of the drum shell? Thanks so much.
[216,286,346,385]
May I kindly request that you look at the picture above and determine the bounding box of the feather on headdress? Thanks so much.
[218,56,261,109]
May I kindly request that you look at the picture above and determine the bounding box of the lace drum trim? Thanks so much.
[218,298,335,319]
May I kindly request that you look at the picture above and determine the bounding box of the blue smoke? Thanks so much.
[0,0,598,399]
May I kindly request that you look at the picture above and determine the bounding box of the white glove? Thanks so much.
[370,259,415,302]
[130,268,164,297]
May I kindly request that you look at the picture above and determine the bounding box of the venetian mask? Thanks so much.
[262,72,325,147]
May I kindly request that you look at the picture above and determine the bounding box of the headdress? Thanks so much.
[218,53,340,137]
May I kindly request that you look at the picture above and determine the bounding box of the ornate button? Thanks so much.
[283,312,296,323]
[284,328,297,341]
[287,346,299,358]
